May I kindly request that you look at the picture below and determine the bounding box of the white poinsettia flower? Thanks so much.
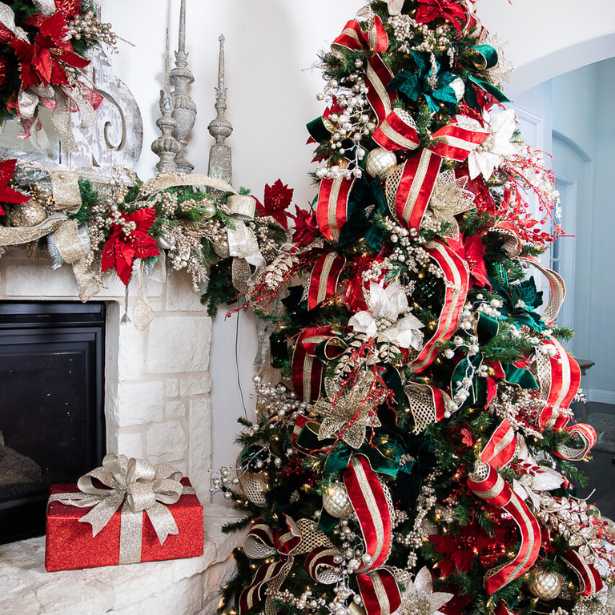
[393,567,454,615]
[348,281,424,351]
[512,434,565,510]
[456,109,518,181]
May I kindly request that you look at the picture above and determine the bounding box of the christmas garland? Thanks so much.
[0,158,292,325]
[212,2,615,615]
[0,0,116,149]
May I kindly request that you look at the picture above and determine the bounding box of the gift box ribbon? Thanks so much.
[47,453,196,565]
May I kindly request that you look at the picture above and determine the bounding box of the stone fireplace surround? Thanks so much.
[0,250,243,614]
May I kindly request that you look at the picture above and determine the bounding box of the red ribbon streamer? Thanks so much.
[332,16,389,54]
[480,418,516,470]
[467,463,541,594]
[308,251,346,310]
[291,327,334,403]
[563,548,604,596]
[316,175,355,242]
[411,240,470,373]
[366,54,397,124]
[428,123,490,161]
[356,569,402,615]
[373,108,420,152]
[343,455,393,572]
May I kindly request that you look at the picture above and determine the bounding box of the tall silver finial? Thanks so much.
[207,34,233,184]
[170,0,197,174]
[152,28,181,173]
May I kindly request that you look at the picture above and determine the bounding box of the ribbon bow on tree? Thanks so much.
[49,453,192,565]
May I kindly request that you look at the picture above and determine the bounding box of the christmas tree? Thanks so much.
[215,2,615,614]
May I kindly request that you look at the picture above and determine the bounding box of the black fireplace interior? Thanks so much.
[0,302,105,544]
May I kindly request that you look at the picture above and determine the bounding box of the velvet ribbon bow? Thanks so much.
[48,453,193,565]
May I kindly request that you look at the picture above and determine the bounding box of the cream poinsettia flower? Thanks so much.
[512,434,565,510]
[393,567,454,615]
[348,280,424,351]
[456,109,518,181]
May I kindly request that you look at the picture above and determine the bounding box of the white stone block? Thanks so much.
[166,270,206,312]
[114,381,165,427]
[146,420,188,464]
[147,317,211,374]
[166,400,186,418]
[116,320,147,381]
[188,398,212,501]
[117,431,145,458]
[5,262,78,297]
[166,378,179,397]
[179,373,212,396]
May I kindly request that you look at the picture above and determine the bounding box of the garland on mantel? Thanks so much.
[0,158,293,326]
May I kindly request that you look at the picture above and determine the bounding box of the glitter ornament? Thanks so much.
[202,201,217,219]
[365,148,398,179]
[323,482,354,518]
[12,200,47,227]
[528,566,562,601]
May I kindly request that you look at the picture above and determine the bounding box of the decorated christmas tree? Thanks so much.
[214,2,615,614]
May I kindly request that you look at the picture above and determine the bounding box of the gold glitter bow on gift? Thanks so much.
[48,453,194,565]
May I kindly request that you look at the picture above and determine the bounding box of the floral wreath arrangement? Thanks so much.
[211,2,615,615]
[0,0,118,151]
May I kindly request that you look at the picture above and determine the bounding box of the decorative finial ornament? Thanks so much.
[170,0,197,174]
[207,34,233,184]
[152,28,181,173]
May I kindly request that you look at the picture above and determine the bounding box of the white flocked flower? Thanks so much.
[393,567,454,615]
[456,109,518,181]
[348,280,424,351]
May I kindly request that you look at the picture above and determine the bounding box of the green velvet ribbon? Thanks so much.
[307,116,332,143]
[468,76,510,103]
[468,45,499,70]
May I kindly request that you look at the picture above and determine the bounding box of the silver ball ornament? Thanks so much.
[323,482,354,518]
[528,566,562,601]
[365,148,398,180]
[202,201,217,220]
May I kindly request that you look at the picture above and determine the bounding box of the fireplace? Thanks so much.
[0,301,106,544]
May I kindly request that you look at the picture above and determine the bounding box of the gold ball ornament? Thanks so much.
[12,200,47,227]
[365,148,398,180]
[323,482,354,518]
[202,201,217,220]
[528,566,562,601]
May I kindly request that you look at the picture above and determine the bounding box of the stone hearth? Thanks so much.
[0,250,241,613]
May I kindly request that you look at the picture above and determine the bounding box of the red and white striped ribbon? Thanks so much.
[356,569,402,615]
[343,455,394,572]
[386,149,442,232]
[555,423,597,461]
[316,175,355,242]
[563,549,604,596]
[308,251,346,310]
[291,327,334,403]
[366,54,397,124]
[537,337,581,431]
[410,241,470,373]
[405,382,452,432]
[480,418,516,470]
[332,16,389,54]
[428,123,490,161]
[467,462,541,594]
[373,108,420,152]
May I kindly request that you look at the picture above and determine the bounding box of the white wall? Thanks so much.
[99,1,615,471]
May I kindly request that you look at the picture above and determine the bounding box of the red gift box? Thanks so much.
[45,477,204,572]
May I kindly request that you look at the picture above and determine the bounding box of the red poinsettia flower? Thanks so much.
[9,12,89,90]
[449,234,490,289]
[290,207,319,248]
[430,522,509,577]
[101,208,160,285]
[0,159,30,215]
[55,0,83,21]
[255,179,294,229]
[415,0,469,36]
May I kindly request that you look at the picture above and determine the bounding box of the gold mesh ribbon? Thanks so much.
[48,453,196,565]
[149,173,235,195]
[227,194,256,219]
[0,214,65,246]
[50,170,82,210]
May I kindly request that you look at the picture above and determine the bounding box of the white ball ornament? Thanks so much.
[323,482,354,518]
[528,566,562,601]
[365,148,398,180]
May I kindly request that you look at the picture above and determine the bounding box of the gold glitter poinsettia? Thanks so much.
[425,170,475,238]
[315,371,384,449]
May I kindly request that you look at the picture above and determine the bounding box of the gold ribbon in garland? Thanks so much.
[47,453,195,565]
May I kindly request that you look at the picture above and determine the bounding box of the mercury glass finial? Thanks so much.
[170,0,197,174]
[207,34,233,184]
[152,28,181,173]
